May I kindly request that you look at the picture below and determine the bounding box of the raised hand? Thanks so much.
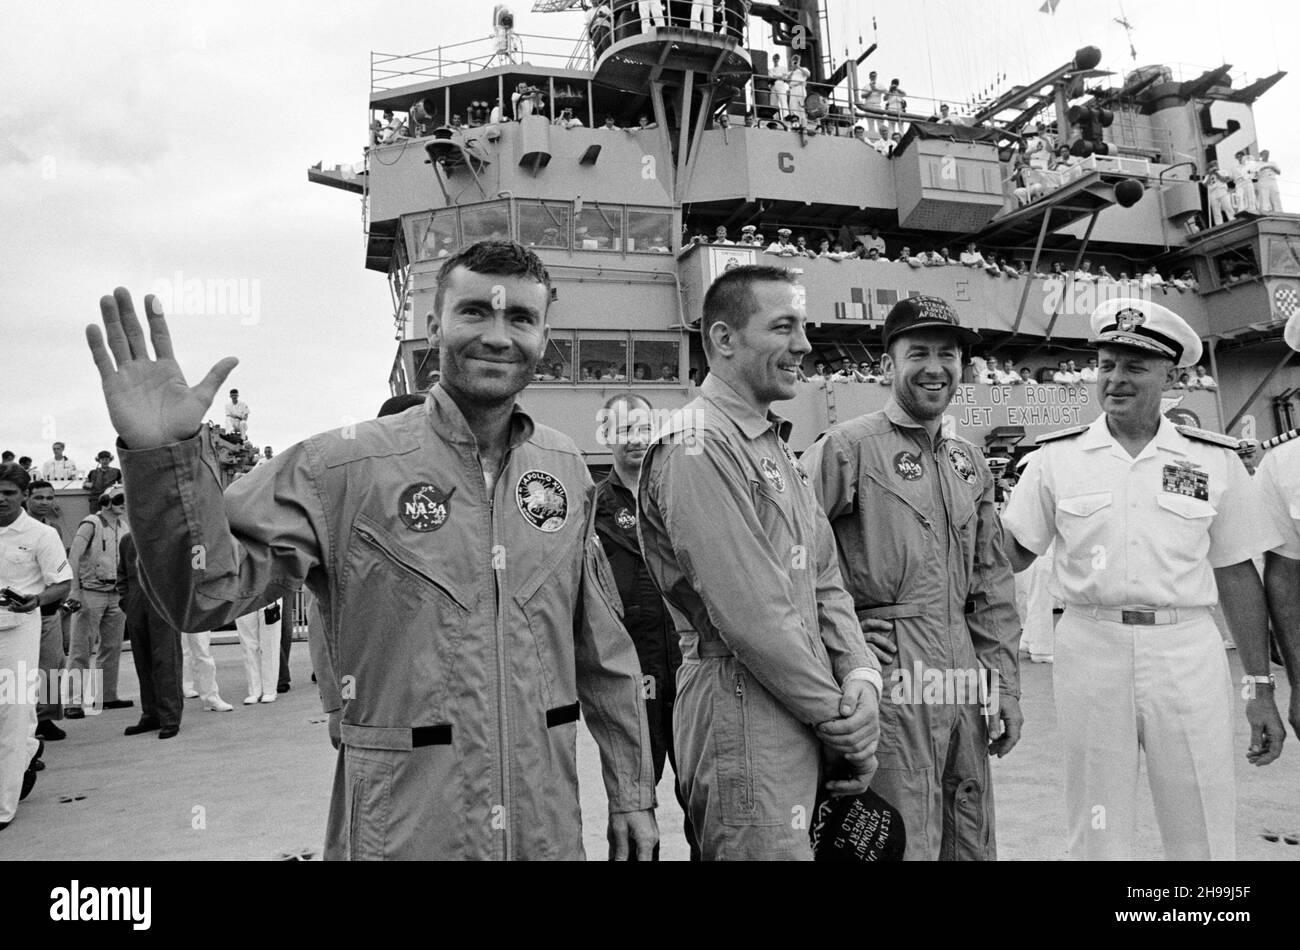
[86,288,238,449]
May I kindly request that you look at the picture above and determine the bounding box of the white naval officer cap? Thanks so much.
[740,224,757,233]
[1089,297,1202,367]
[777,227,792,236]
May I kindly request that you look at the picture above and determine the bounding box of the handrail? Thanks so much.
[371,32,596,91]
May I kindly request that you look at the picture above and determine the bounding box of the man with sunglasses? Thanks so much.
[65,490,133,717]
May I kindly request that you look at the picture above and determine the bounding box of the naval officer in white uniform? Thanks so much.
[1255,307,1300,742]
[1001,298,1287,860]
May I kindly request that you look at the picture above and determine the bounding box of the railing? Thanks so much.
[371,32,592,91]
[598,7,747,50]
[738,78,963,139]
[1163,62,1258,89]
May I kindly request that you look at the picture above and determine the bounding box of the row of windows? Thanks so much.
[410,333,682,391]
[412,199,675,261]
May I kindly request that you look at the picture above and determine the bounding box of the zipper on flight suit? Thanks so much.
[929,436,960,665]
[734,674,755,811]
[353,525,463,606]
[480,453,512,862]
[863,469,933,531]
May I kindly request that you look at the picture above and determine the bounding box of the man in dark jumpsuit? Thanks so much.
[802,296,1023,860]
[593,393,697,859]
[117,530,183,738]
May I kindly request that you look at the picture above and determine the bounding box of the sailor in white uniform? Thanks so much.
[1204,163,1234,228]
[1231,150,1258,214]
[1002,298,1287,861]
[1255,149,1282,214]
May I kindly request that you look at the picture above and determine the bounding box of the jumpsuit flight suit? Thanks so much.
[594,468,697,859]
[117,532,183,731]
[121,386,655,860]
[802,400,1021,861]
[637,375,879,861]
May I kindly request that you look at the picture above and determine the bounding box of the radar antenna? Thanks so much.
[530,0,585,12]
[1114,4,1137,62]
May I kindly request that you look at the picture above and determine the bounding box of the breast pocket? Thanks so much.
[753,483,796,546]
[1056,491,1113,555]
[1154,493,1216,552]
[343,515,470,722]
[513,538,583,710]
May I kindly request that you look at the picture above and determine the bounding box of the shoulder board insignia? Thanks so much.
[1035,424,1090,444]
[1175,425,1239,449]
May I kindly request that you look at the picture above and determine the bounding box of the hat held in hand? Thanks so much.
[810,787,906,861]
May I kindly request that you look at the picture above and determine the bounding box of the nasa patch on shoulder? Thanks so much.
[946,445,978,484]
[516,471,569,532]
[760,457,787,493]
[398,483,456,532]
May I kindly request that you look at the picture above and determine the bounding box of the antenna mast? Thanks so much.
[1114,3,1137,63]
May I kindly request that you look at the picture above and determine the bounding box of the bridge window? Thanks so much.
[626,209,673,253]
[518,200,572,250]
[535,336,575,382]
[1264,236,1300,278]
[577,334,630,381]
[632,336,681,381]
[411,346,441,392]
[575,205,623,251]
[459,200,511,245]
[415,209,458,262]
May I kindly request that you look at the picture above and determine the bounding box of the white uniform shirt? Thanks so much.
[1255,440,1300,559]
[0,510,72,598]
[225,400,250,430]
[40,458,78,480]
[1002,415,1281,608]
[1078,367,1098,383]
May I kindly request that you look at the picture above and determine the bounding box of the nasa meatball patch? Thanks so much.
[615,507,636,531]
[760,457,787,493]
[946,445,978,484]
[893,451,923,481]
[516,471,569,532]
[398,483,455,532]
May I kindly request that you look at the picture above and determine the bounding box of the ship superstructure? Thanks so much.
[310,0,1300,463]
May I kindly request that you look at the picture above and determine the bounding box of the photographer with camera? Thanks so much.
[64,490,133,717]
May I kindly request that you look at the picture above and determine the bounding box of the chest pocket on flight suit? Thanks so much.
[857,466,931,602]
[345,514,469,722]
[514,522,584,711]
[752,482,796,547]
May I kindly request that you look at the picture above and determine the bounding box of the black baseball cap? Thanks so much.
[882,295,981,350]
[810,787,907,861]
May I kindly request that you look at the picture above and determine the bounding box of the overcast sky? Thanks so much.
[2,0,1295,467]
